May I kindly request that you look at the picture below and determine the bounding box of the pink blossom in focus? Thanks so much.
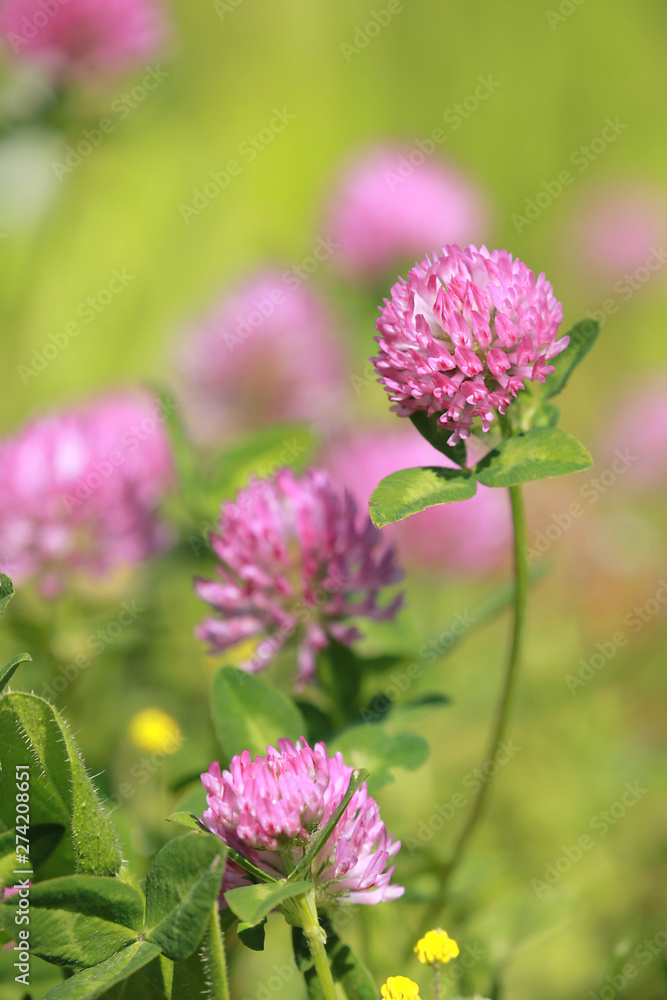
[326,145,489,280]
[0,392,175,594]
[603,375,667,487]
[0,0,167,82]
[194,467,403,686]
[324,428,510,575]
[572,184,667,283]
[178,271,347,445]
[374,245,567,444]
[201,738,403,905]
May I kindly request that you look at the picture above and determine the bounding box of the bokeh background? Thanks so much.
[0,1,666,998]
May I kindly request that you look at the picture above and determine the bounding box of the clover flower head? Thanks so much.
[380,975,422,1000]
[201,738,404,905]
[0,392,174,595]
[178,271,346,445]
[373,244,567,444]
[0,0,168,82]
[414,928,460,966]
[327,144,489,280]
[195,467,403,686]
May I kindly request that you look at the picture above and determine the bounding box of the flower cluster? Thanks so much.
[326,145,488,280]
[201,738,403,905]
[373,244,568,444]
[381,976,422,999]
[0,392,174,595]
[178,271,346,445]
[414,928,459,965]
[324,428,510,575]
[195,467,403,685]
[0,0,168,82]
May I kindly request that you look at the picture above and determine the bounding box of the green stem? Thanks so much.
[434,965,441,1000]
[418,485,529,935]
[206,905,231,1000]
[293,889,338,1000]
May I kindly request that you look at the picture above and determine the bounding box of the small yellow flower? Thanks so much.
[129,708,182,754]
[381,976,422,1000]
[414,928,460,966]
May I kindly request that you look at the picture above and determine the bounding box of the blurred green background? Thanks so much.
[0,1,666,998]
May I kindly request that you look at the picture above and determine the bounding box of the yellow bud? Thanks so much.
[129,708,182,754]
[414,928,460,966]
[380,975,422,1000]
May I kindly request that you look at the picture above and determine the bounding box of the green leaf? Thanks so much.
[43,941,162,999]
[369,466,477,526]
[166,812,210,834]
[0,651,31,694]
[0,876,142,968]
[210,666,306,761]
[409,411,467,467]
[225,880,313,925]
[144,832,225,961]
[0,574,14,616]
[0,692,121,877]
[293,917,377,1000]
[543,319,600,399]
[330,726,430,793]
[237,917,266,951]
[474,427,592,488]
[317,637,363,713]
[289,769,367,881]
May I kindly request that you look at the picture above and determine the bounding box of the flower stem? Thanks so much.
[434,965,441,1000]
[418,484,528,934]
[206,905,231,1000]
[293,889,338,1000]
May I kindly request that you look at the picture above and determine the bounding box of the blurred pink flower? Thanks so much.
[374,245,567,444]
[572,183,667,283]
[195,467,403,686]
[324,427,510,575]
[0,391,175,594]
[0,0,167,82]
[201,738,403,905]
[603,375,667,487]
[326,145,489,280]
[178,271,347,445]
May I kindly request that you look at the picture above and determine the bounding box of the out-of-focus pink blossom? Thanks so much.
[0,0,167,82]
[374,245,567,444]
[326,145,489,280]
[324,427,510,575]
[572,184,667,283]
[0,392,175,594]
[603,375,667,487]
[194,467,403,686]
[178,271,347,446]
[201,738,403,905]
